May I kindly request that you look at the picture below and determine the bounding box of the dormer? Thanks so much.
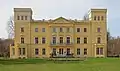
[14,8,33,22]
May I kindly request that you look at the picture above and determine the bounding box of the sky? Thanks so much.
[0,0,120,38]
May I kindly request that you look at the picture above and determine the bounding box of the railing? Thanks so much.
[50,42,74,46]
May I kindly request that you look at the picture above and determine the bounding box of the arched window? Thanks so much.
[97,37,101,43]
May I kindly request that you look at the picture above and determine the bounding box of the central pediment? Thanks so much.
[52,17,71,23]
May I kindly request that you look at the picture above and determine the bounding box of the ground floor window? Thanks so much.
[77,48,80,55]
[23,48,25,55]
[84,48,87,55]
[42,48,46,55]
[35,48,39,55]
[96,47,103,55]
[66,48,70,55]
[52,48,56,55]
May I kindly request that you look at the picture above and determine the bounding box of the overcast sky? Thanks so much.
[0,0,120,38]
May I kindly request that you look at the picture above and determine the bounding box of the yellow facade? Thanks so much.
[10,8,107,59]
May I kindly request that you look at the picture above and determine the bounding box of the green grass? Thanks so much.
[0,58,120,71]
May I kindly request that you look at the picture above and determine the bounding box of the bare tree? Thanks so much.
[6,16,14,39]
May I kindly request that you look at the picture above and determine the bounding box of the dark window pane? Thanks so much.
[94,16,96,20]
[42,37,46,44]
[17,16,20,20]
[98,16,100,21]
[35,37,38,44]
[84,48,87,55]
[97,37,101,43]
[21,27,24,32]
[21,16,24,20]
[96,48,99,55]
[77,37,80,44]
[84,28,87,32]
[77,48,80,55]
[60,37,63,44]
[100,48,103,55]
[21,37,24,44]
[84,37,87,44]
[35,48,39,55]
[25,16,27,20]
[42,48,46,55]
[77,28,80,32]
[35,28,38,32]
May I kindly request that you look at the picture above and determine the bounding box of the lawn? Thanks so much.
[0,58,120,71]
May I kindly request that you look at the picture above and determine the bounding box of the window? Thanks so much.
[21,27,24,32]
[67,28,70,32]
[42,28,45,32]
[52,48,56,55]
[60,27,63,32]
[21,16,24,20]
[96,48,99,55]
[35,37,38,44]
[77,28,80,32]
[17,16,20,20]
[35,48,39,55]
[98,16,100,21]
[21,37,24,44]
[42,37,46,44]
[66,36,70,44]
[53,27,56,32]
[97,27,101,32]
[94,16,96,20]
[60,37,63,44]
[97,37,101,43]
[84,48,87,55]
[42,48,46,55]
[12,48,15,55]
[19,48,21,55]
[67,48,70,55]
[101,16,104,20]
[23,48,25,55]
[96,48,103,55]
[77,48,80,55]
[25,16,27,20]
[100,48,103,55]
[77,37,80,44]
[84,37,87,44]
[84,28,87,32]
[52,37,56,44]
[35,28,38,32]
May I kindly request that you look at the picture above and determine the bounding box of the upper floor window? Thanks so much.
[60,27,63,32]
[25,16,27,20]
[42,37,46,44]
[21,16,24,20]
[97,37,101,43]
[21,27,24,32]
[66,36,70,44]
[84,48,87,55]
[35,48,39,55]
[84,37,87,44]
[98,16,100,21]
[42,28,45,32]
[17,16,20,20]
[97,27,101,32]
[84,28,87,32]
[52,27,56,32]
[101,16,104,20]
[60,37,63,44]
[35,37,38,44]
[52,37,56,44]
[77,48,80,55]
[94,16,96,20]
[77,37,80,44]
[35,28,38,32]
[77,28,80,32]
[42,48,46,55]
[67,28,70,32]
[21,37,24,44]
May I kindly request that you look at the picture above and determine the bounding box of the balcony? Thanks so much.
[49,42,73,47]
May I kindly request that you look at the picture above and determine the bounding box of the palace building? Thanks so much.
[10,8,107,59]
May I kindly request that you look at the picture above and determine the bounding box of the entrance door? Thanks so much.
[67,48,70,55]
[59,48,63,55]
